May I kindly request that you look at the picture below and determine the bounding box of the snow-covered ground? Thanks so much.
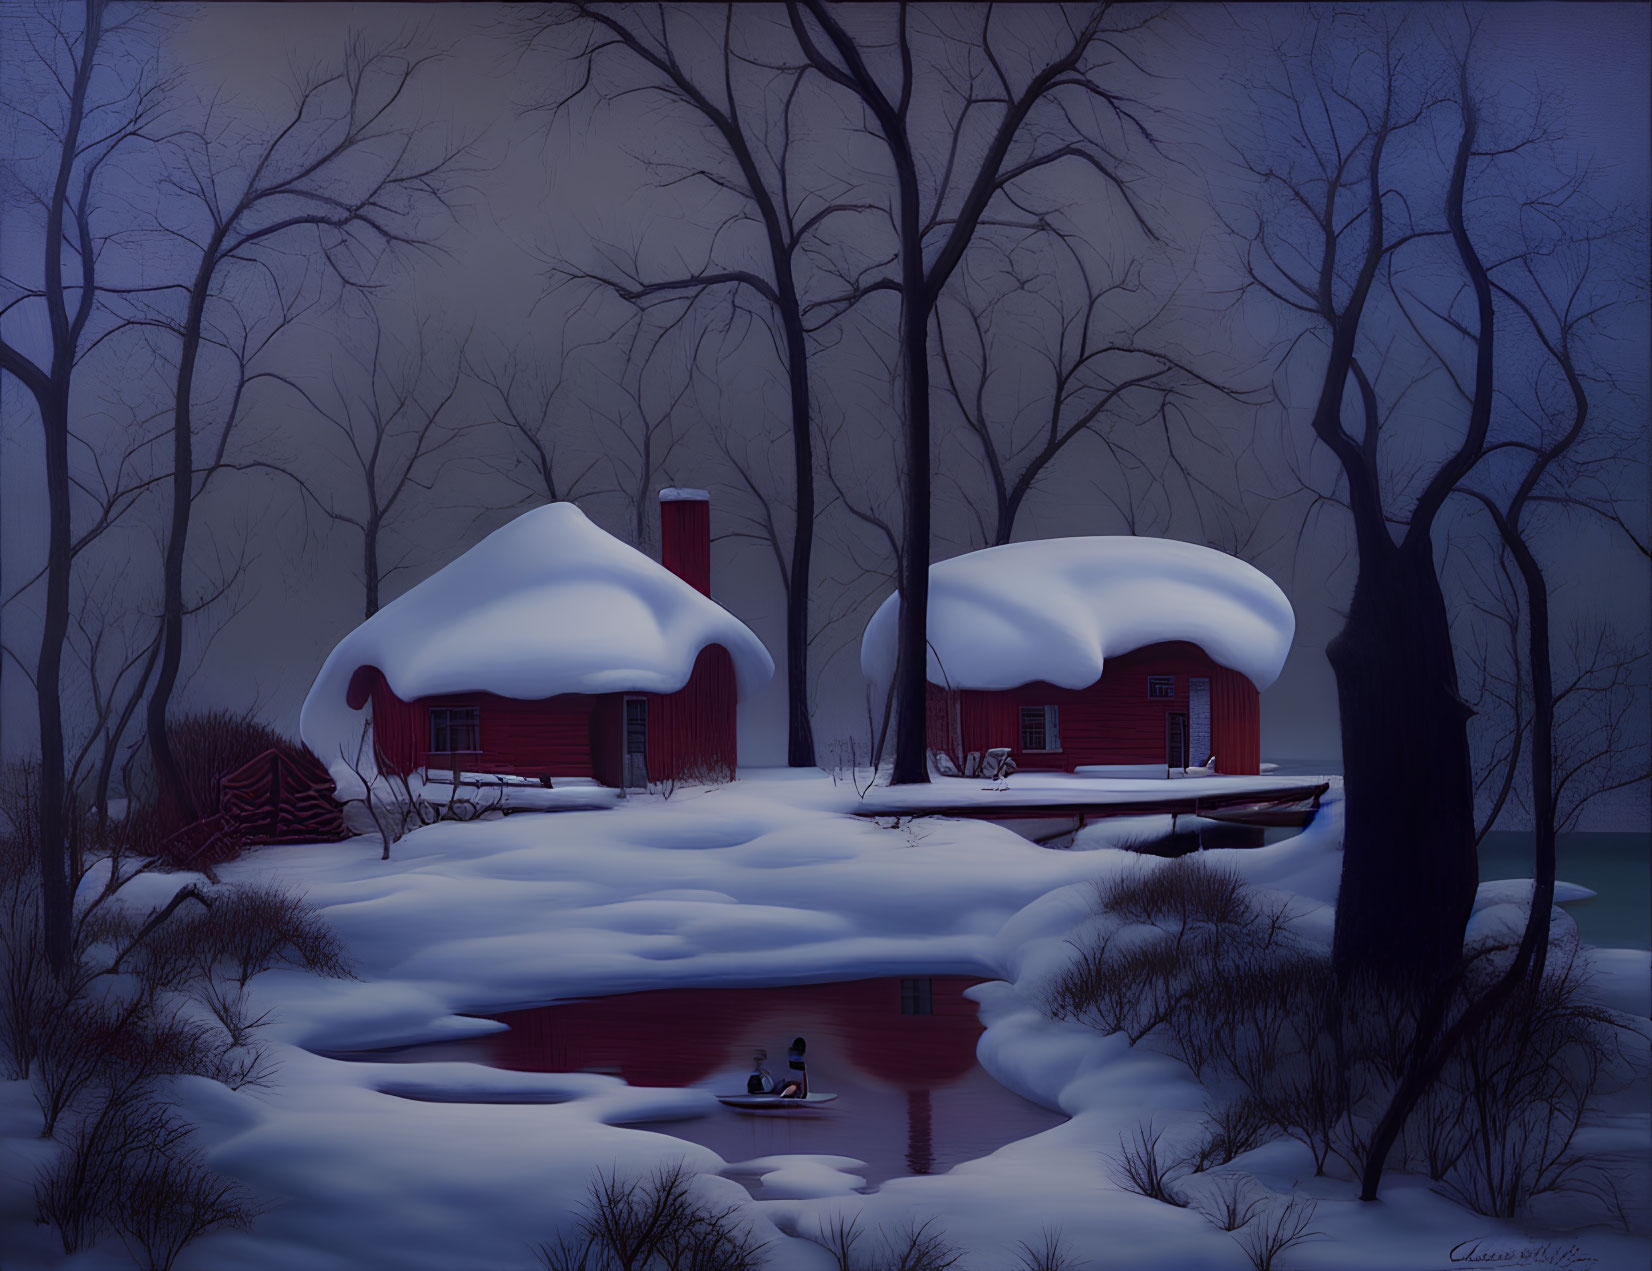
[2,770,1646,1270]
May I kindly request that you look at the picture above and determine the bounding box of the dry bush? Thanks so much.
[115,1135,259,1271]
[35,1000,223,1139]
[1425,940,1638,1219]
[1188,1172,1267,1232]
[163,881,352,987]
[35,1085,254,1261]
[1,833,50,1080]
[532,1160,766,1271]
[1099,857,1252,932]
[805,1213,960,1271]
[1050,856,1637,1223]
[1107,1121,1189,1207]
[1183,1099,1279,1173]
[1011,1229,1084,1271]
[1235,1196,1320,1271]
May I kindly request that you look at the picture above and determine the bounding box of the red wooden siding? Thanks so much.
[925,641,1263,775]
[645,644,738,782]
[660,498,711,596]
[352,644,739,786]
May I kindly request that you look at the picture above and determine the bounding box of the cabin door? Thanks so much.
[623,697,649,789]
[1166,712,1188,771]
[1188,678,1211,769]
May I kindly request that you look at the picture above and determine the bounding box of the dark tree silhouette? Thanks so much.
[1357,183,1648,1199]
[935,232,1258,547]
[1224,10,1482,984]
[0,0,172,971]
[785,0,1167,783]
[139,34,468,823]
[520,3,885,768]
[269,306,474,619]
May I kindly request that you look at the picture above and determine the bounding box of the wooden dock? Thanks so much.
[849,779,1330,831]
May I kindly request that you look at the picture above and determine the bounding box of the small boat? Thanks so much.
[715,1092,838,1110]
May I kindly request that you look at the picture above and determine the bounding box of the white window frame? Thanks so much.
[1019,705,1061,753]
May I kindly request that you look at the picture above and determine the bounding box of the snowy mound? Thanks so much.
[860,537,1294,692]
[300,504,773,792]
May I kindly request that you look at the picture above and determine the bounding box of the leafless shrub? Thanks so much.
[198,980,273,1047]
[0,846,51,1079]
[1429,940,1636,1219]
[1235,1196,1320,1271]
[803,1213,960,1271]
[173,881,352,987]
[1107,1121,1189,1207]
[114,1134,259,1271]
[35,1084,254,1262]
[1052,856,1638,1222]
[1188,1173,1267,1232]
[531,1160,766,1271]
[1183,1099,1279,1173]
[1048,930,1197,1045]
[34,1086,190,1253]
[33,998,141,1138]
[339,719,508,858]
[1099,857,1252,933]
[1011,1228,1085,1271]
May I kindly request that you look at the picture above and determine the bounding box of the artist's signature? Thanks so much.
[1447,1237,1598,1269]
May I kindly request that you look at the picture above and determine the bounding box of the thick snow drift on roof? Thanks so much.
[300,503,772,794]
[860,536,1294,693]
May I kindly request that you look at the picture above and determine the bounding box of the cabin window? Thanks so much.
[1020,705,1060,752]
[429,706,481,754]
[899,978,933,1016]
[1148,676,1175,699]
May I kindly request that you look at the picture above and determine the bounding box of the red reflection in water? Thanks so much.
[472,976,1064,1186]
[489,976,982,1090]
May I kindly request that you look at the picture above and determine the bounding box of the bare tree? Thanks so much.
[1222,9,1493,984]
[1357,184,1648,1198]
[589,311,704,551]
[269,305,475,618]
[138,32,469,824]
[0,0,174,972]
[785,0,1170,783]
[935,231,1259,547]
[468,338,603,510]
[520,3,885,768]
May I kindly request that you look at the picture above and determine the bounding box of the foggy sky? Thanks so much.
[1,2,1647,828]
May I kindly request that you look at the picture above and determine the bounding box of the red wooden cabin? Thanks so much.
[303,492,771,792]
[862,536,1294,778]
[925,640,1262,775]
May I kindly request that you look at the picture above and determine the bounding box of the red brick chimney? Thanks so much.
[659,488,711,596]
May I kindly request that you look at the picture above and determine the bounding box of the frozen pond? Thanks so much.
[360,976,1066,1190]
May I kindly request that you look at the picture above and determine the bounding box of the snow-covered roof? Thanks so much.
[300,503,773,793]
[859,536,1294,693]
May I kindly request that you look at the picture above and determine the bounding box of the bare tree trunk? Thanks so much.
[146,264,217,827]
[1328,537,1478,983]
[777,285,818,768]
[364,514,381,619]
[0,0,116,972]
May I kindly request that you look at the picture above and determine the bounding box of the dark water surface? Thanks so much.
[373,976,1065,1189]
[1478,831,1650,950]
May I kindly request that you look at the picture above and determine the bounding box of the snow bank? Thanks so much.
[299,503,773,797]
[14,775,1642,1271]
[860,536,1294,692]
